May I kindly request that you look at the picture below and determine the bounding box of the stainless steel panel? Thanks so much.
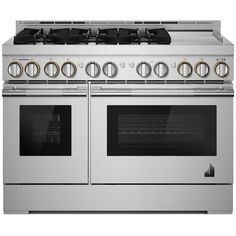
[3,96,88,183]
[4,185,232,213]
[91,96,233,183]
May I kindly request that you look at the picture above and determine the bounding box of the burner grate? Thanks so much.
[45,28,90,44]
[13,28,44,44]
[146,28,171,44]
[13,27,171,45]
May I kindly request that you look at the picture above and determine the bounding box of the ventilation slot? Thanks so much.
[205,80,224,84]
[127,80,145,84]
[68,80,86,84]
[9,80,27,84]
[48,80,66,84]
[166,80,185,84]
[90,80,106,84]
[147,80,165,84]
[28,80,47,84]
[107,80,125,84]
[186,80,204,84]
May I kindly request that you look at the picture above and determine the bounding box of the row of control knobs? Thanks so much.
[8,61,229,78]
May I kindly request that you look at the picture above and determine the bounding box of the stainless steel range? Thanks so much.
[2,21,234,214]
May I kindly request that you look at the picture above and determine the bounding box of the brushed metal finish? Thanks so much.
[8,61,23,78]
[4,185,232,213]
[3,96,88,183]
[91,96,233,183]
[215,61,229,77]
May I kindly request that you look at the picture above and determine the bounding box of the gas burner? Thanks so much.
[45,28,91,44]
[96,28,140,44]
[13,28,44,44]
[96,28,118,44]
[146,28,171,44]
[119,28,140,44]
[13,27,171,45]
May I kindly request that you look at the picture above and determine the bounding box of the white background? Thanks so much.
[0,0,235,235]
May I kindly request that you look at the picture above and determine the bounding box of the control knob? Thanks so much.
[103,62,118,78]
[61,62,77,78]
[178,62,192,77]
[137,62,151,77]
[25,62,40,78]
[44,62,60,78]
[215,62,229,78]
[86,62,100,78]
[154,62,168,78]
[195,62,209,77]
[8,62,23,78]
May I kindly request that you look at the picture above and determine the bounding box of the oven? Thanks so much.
[90,85,233,184]
[3,87,88,183]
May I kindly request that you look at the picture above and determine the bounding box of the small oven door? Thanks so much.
[3,96,88,183]
[91,95,233,184]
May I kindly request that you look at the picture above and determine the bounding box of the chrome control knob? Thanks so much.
[178,62,192,77]
[154,62,168,78]
[103,62,118,78]
[86,62,100,78]
[8,62,23,78]
[44,62,60,78]
[61,62,77,78]
[215,62,229,77]
[137,62,151,77]
[195,62,209,77]
[25,62,40,78]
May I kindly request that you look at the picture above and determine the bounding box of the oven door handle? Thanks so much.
[91,85,234,96]
[2,87,87,96]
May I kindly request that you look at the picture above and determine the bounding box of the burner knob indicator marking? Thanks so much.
[44,62,60,78]
[178,62,192,77]
[137,62,151,77]
[61,62,77,78]
[195,62,209,77]
[25,62,40,78]
[103,62,118,78]
[8,62,23,78]
[154,62,168,78]
[86,62,101,78]
[215,62,229,77]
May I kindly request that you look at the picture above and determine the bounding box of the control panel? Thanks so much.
[4,56,233,82]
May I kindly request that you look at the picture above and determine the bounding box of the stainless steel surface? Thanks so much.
[103,62,118,78]
[195,62,210,77]
[215,61,229,77]
[44,62,60,78]
[3,96,88,183]
[25,62,40,78]
[154,62,169,78]
[90,95,233,183]
[2,20,234,213]
[4,185,232,213]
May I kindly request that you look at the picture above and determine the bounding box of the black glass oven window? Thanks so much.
[20,105,71,156]
[107,106,216,156]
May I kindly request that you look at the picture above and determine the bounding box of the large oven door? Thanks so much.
[3,96,88,183]
[91,95,233,184]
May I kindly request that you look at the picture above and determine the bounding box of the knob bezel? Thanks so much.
[8,61,23,78]
[177,61,193,78]
[61,62,77,78]
[85,62,101,78]
[25,62,40,78]
[154,62,169,78]
[102,62,118,78]
[44,62,60,78]
[194,62,210,78]
[136,62,152,78]
[214,61,229,78]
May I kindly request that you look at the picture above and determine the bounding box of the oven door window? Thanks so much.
[107,106,216,156]
[20,105,71,156]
